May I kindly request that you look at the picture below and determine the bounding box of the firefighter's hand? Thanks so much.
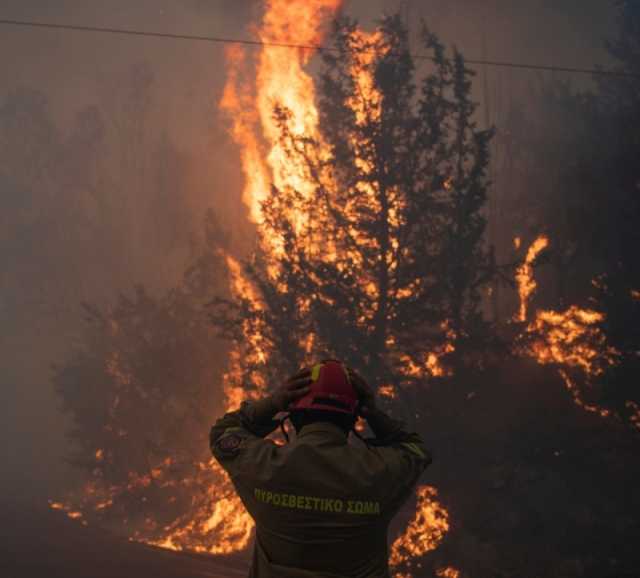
[347,368,377,415]
[271,367,312,411]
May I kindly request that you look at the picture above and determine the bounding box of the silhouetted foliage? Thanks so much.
[567,1,640,419]
[210,15,494,405]
[53,210,231,530]
[482,1,640,425]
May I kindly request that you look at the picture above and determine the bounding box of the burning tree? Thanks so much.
[51,211,238,542]
[50,4,484,572]
[508,1,640,428]
[213,13,494,408]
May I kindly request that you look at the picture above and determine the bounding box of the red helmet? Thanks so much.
[289,360,357,415]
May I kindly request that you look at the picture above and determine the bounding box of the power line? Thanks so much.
[1,17,638,80]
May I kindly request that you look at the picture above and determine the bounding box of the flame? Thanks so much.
[221,0,341,229]
[379,384,398,399]
[144,461,254,555]
[51,1,454,569]
[436,568,461,578]
[626,400,640,430]
[397,321,456,379]
[389,486,450,576]
[49,500,84,521]
[513,236,522,250]
[515,236,549,322]
[525,306,618,375]
[517,236,628,426]
[559,370,613,419]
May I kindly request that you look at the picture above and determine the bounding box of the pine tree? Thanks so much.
[211,14,493,407]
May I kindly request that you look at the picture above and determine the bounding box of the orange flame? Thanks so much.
[144,462,254,555]
[218,3,452,568]
[52,1,454,568]
[517,236,626,426]
[559,370,613,419]
[526,306,618,375]
[379,384,398,399]
[436,568,461,578]
[515,236,549,322]
[389,486,450,575]
[221,0,341,229]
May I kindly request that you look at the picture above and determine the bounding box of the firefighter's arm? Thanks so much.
[347,368,431,478]
[365,406,432,469]
[209,368,312,471]
[209,397,279,467]
[365,406,432,514]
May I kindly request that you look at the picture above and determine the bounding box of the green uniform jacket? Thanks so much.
[210,398,432,578]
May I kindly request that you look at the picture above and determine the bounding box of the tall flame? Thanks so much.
[514,235,549,322]
[389,486,450,577]
[221,0,341,229]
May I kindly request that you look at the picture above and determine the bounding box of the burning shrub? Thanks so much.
[52,210,235,543]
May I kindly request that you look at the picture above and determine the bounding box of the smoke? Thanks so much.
[0,0,617,502]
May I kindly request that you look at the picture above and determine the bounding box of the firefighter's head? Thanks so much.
[288,359,358,434]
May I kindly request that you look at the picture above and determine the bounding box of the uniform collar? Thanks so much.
[296,421,348,444]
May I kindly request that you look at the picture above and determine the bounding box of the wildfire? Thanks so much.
[436,568,461,578]
[379,384,398,399]
[559,370,613,419]
[49,501,87,525]
[397,321,456,379]
[389,486,450,576]
[514,235,549,322]
[51,1,453,572]
[221,0,341,233]
[220,9,457,568]
[525,306,618,375]
[517,237,623,424]
[144,461,254,555]
[218,0,451,569]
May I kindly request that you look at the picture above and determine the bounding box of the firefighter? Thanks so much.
[210,360,432,577]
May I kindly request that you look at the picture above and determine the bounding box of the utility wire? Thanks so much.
[1,17,639,80]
